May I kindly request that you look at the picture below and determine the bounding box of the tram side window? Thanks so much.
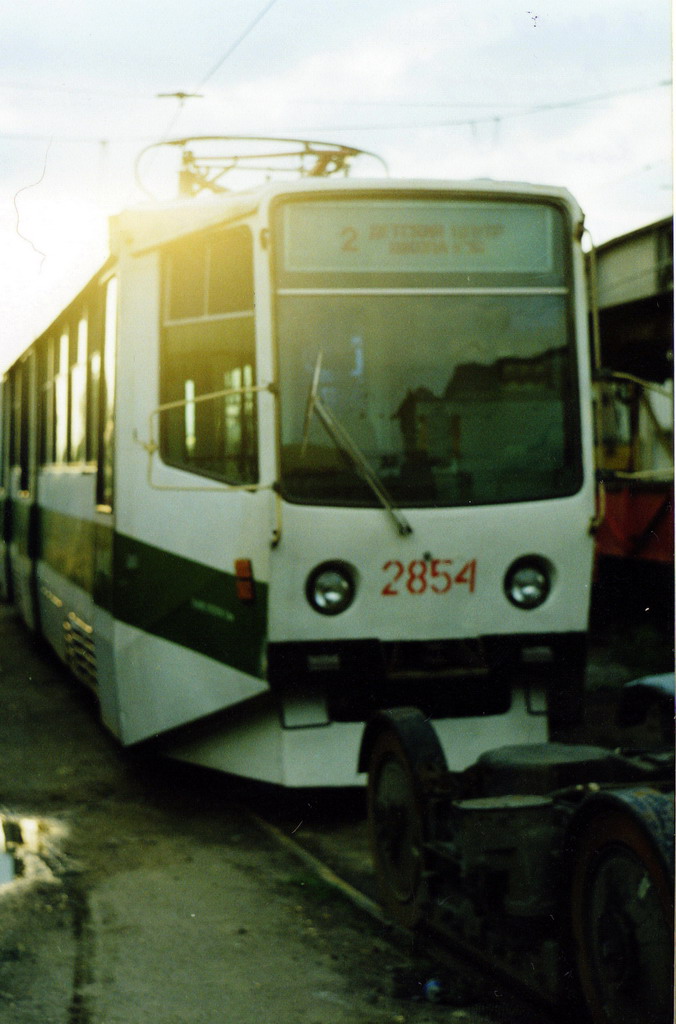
[97,276,117,509]
[69,314,88,463]
[168,245,205,320]
[11,355,33,493]
[7,375,15,480]
[39,337,56,464]
[54,329,70,463]
[87,300,103,466]
[10,368,21,481]
[34,289,110,473]
[161,226,257,485]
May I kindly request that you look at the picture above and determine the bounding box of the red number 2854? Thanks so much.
[381,559,476,596]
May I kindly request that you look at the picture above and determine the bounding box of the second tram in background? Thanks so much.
[592,217,673,575]
[0,139,596,786]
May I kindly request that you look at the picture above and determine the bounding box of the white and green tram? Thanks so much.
[0,140,596,786]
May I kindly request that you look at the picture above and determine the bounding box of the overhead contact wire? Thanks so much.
[152,0,284,169]
[194,0,283,92]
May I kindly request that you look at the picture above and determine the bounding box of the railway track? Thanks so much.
[246,680,674,1024]
[247,797,562,1023]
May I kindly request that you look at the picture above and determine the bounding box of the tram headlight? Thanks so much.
[306,562,355,615]
[504,557,551,610]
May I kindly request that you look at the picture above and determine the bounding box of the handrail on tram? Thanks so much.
[135,382,277,495]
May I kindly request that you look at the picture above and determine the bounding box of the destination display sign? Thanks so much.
[282,200,556,275]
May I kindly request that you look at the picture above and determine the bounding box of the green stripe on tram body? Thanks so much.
[111,533,268,679]
[35,504,268,680]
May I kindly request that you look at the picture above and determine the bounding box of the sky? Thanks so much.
[0,0,671,370]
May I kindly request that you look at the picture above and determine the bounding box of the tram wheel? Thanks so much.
[570,804,674,1024]
[366,727,429,929]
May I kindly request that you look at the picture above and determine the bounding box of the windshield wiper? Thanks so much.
[301,350,413,537]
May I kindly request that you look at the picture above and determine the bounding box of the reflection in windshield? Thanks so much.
[278,293,581,508]
[302,349,413,535]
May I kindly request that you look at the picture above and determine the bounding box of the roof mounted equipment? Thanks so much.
[135,135,389,198]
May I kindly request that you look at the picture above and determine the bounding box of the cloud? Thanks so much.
[0,0,670,367]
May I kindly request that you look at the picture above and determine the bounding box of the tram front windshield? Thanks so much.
[274,196,582,508]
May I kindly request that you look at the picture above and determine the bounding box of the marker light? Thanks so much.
[234,558,255,602]
[306,562,355,615]
[504,557,551,610]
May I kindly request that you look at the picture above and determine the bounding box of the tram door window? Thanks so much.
[69,314,88,464]
[160,226,258,485]
[39,337,57,465]
[12,352,35,494]
[9,370,20,485]
[54,329,70,464]
[96,276,117,510]
[87,302,103,466]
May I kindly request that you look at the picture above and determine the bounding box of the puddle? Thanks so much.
[0,850,15,885]
[0,820,19,885]
[0,814,68,888]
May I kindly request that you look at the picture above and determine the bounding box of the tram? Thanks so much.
[0,138,597,787]
[591,218,674,572]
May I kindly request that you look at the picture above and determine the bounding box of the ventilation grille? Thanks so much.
[63,612,97,690]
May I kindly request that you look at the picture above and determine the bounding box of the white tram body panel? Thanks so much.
[0,173,596,786]
[267,497,593,642]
